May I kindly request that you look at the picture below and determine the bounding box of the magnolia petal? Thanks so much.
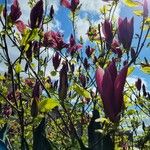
[95,67,104,94]
[114,65,128,116]
[107,60,117,84]
[30,0,43,29]
[15,20,26,33]
[61,0,71,9]
[101,68,116,122]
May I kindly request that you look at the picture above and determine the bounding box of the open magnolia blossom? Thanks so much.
[96,61,128,123]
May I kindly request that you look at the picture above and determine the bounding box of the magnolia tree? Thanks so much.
[0,0,150,149]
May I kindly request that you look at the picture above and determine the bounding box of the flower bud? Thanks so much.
[142,84,147,97]
[135,78,142,91]
[30,0,43,29]
[50,5,54,19]
[58,62,68,101]
[79,74,86,87]
[32,81,40,100]
[31,98,38,118]
[52,52,61,70]
[9,0,22,22]
[86,46,94,57]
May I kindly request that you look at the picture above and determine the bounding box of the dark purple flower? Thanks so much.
[58,62,68,101]
[50,5,54,19]
[135,78,142,91]
[61,0,79,12]
[52,52,61,70]
[32,81,41,100]
[86,46,94,57]
[68,34,82,54]
[118,17,134,50]
[95,61,128,122]
[43,31,68,50]
[79,74,86,87]
[9,0,22,22]
[30,0,43,29]
[102,19,113,49]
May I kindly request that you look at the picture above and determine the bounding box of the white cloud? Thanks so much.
[75,0,122,40]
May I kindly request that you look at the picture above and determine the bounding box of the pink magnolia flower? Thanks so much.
[102,19,113,49]
[118,17,134,50]
[43,31,68,50]
[95,61,128,122]
[61,0,79,12]
[68,34,82,54]
[9,0,22,22]
[30,0,43,29]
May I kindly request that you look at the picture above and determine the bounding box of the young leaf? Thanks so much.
[123,0,140,7]
[73,83,91,98]
[133,10,143,16]
[39,98,60,113]
[141,66,150,74]
[127,66,135,76]
[15,63,22,73]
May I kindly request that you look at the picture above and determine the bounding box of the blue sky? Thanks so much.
[0,0,149,89]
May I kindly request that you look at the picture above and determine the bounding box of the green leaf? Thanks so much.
[73,83,91,98]
[126,109,136,115]
[133,10,143,16]
[39,98,60,113]
[123,0,140,7]
[15,63,22,73]
[50,71,57,76]
[127,66,135,76]
[141,66,150,74]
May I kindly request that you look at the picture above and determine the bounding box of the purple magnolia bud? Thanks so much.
[30,0,43,29]
[31,98,38,118]
[52,52,61,70]
[143,0,148,18]
[58,62,68,101]
[118,17,134,50]
[50,5,54,19]
[102,19,113,49]
[95,61,128,123]
[135,78,142,91]
[9,0,22,22]
[32,81,40,100]
[142,84,147,97]
[79,74,86,87]
[61,0,79,12]
[86,46,94,57]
